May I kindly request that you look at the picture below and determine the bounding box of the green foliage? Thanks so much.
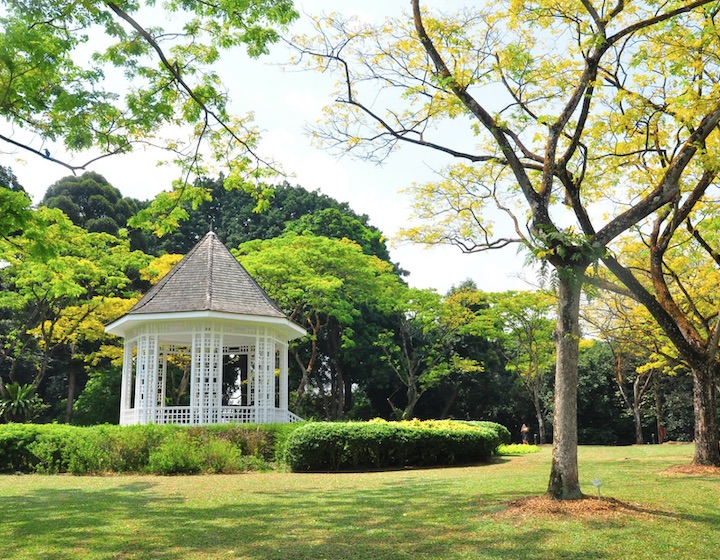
[576,341,635,445]
[0,185,32,240]
[283,420,503,472]
[0,206,150,411]
[0,423,302,474]
[0,2,299,232]
[26,427,77,474]
[147,433,204,475]
[0,382,48,423]
[41,172,145,245]
[0,423,46,472]
[464,420,512,445]
[72,367,122,425]
[235,231,403,419]
[376,287,484,419]
[497,443,541,455]
[285,207,392,262]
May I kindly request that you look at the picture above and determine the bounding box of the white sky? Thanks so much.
[5,0,533,295]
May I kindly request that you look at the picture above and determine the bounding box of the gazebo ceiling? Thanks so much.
[106,231,305,340]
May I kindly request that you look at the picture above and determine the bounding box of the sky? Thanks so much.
[6,0,533,295]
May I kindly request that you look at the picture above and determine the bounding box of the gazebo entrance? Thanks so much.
[106,232,306,425]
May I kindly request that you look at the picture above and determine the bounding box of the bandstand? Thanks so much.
[105,232,306,425]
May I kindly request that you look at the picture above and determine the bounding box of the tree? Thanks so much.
[72,366,122,425]
[0,187,31,241]
[234,232,402,419]
[0,207,149,414]
[0,0,298,232]
[0,166,32,249]
[592,222,720,462]
[376,287,483,420]
[285,207,392,262]
[42,172,141,235]
[583,291,672,444]
[0,165,24,192]
[489,291,555,444]
[575,340,635,445]
[151,179,391,257]
[295,0,720,498]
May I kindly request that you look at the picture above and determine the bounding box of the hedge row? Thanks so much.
[0,423,300,475]
[284,420,507,472]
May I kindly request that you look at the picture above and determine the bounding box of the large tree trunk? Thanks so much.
[343,375,354,416]
[327,322,346,420]
[692,363,720,465]
[632,405,644,445]
[547,272,584,500]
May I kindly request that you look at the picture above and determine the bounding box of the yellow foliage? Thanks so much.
[141,254,184,284]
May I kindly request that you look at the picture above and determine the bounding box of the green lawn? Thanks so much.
[2,444,717,559]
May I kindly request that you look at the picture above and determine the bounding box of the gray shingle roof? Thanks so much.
[128,231,286,318]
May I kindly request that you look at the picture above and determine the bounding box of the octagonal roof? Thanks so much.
[106,231,305,339]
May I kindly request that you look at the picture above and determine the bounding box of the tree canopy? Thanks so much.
[0,206,148,407]
[0,0,298,233]
[234,232,402,419]
[42,172,142,237]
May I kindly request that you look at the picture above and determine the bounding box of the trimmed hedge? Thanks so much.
[464,421,512,445]
[284,420,507,472]
[0,423,302,475]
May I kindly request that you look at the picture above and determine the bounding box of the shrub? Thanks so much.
[203,425,272,459]
[147,434,203,475]
[0,424,44,472]
[201,438,242,473]
[0,422,304,475]
[497,443,541,455]
[284,420,504,472]
[27,425,79,474]
[464,421,512,445]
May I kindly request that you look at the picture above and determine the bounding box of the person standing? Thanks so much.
[521,423,530,445]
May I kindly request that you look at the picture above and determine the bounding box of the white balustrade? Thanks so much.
[120,405,300,425]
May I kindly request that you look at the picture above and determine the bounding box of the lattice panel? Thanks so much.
[191,328,223,424]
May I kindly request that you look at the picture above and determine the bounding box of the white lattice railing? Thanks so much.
[120,406,303,425]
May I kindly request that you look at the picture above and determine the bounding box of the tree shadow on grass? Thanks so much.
[2,475,719,560]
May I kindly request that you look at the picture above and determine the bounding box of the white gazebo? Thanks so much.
[105,231,306,425]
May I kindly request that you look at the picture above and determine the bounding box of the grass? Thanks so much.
[1,444,717,559]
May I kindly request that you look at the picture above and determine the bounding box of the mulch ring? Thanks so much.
[496,495,669,520]
[662,464,720,477]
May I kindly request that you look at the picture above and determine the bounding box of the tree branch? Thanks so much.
[411,0,543,217]
[105,1,277,173]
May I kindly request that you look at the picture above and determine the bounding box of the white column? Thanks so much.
[119,338,135,426]
[253,334,264,423]
[210,331,223,423]
[279,340,289,421]
[190,328,204,425]
[248,346,256,409]
[267,337,277,416]
[158,347,168,424]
